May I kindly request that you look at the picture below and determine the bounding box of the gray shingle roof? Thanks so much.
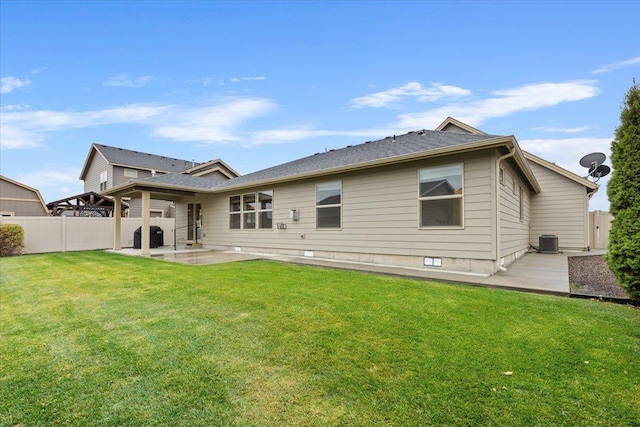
[215,129,501,189]
[95,144,199,173]
[137,173,223,190]
[136,129,502,192]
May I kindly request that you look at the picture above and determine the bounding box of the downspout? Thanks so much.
[495,146,516,272]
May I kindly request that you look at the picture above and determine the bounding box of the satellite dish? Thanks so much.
[591,164,611,179]
[579,152,606,168]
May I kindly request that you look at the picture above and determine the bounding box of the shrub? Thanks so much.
[606,81,640,299]
[0,223,25,257]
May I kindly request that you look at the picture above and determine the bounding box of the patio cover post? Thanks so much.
[113,196,122,250]
[141,190,151,256]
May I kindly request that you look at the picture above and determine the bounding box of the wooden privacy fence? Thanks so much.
[0,216,175,254]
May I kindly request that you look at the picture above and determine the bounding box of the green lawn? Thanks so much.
[1,252,639,426]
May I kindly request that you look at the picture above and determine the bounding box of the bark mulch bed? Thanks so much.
[567,254,628,299]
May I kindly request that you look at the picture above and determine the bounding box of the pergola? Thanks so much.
[47,191,128,217]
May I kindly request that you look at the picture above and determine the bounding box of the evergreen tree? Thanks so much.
[606,80,640,299]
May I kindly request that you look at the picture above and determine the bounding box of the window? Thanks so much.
[229,190,273,230]
[499,167,505,185]
[419,164,463,227]
[258,191,273,229]
[124,168,138,178]
[519,186,524,221]
[243,193,256,229]
[316,181,341,228]
[99,170,108,191]
[229,196,241,229]
[512,177,517,195]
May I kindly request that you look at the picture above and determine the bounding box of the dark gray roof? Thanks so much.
[137,173,223,190]
[95,144,199,173]
[215,129,501,189]
[131,129,502,192]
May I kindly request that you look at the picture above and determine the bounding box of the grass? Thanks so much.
[1,251,639,426]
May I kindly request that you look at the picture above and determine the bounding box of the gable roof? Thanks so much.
[106,123,542,197]
[181,158,240,179]
[80,143,202,180]
[435,117,487,135]
[523,151,599,195]
[0,175,49,213]
[213,130,501,190]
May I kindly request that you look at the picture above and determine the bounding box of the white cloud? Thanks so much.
[0,125,44,150]
[103,74,155,88]
[591,56,640,74]
[154,98,276,143]
[532,125,593,133]
[394,80,600,129]
[18,169,83,202]
[1,98,279,149]
[1,76,31,94]
[351,82,471,109]
[0,103,170,149]
[231,76,267,83]
[520,136,613,211]
[19,170,80,187]
[520,136,612,177]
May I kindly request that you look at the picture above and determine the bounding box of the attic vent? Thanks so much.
[365,141,371,144]
[346,145,352,148]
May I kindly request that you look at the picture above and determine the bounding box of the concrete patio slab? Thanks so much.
[108,247,578,295]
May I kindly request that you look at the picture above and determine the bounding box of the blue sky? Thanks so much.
[1,1,638,211]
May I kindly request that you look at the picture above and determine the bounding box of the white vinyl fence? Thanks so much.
[589,210,612,250]
[0,216,175,254]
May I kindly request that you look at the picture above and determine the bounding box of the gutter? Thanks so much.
[495,146,516,272]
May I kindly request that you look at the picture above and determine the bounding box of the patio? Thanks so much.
[109,247,594,295]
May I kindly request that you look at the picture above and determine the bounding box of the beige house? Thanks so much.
[80,144,238,218]
[0,175,49,217]
[104,118,598,275]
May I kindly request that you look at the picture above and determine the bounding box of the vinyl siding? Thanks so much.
[500,162,530,257]
[127,198,175,218]
[113,166,175,218]
[0,180,48,216]
[83,152,109,193]
[528,160,589,250]
[197,151,496,261]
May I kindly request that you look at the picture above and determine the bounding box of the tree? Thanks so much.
[606,80,640,299]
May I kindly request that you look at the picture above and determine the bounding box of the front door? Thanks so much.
[187,202,202,241]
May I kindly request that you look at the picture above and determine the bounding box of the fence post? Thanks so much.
[61,216,67,253]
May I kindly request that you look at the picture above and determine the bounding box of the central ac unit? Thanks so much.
[539,235,559,254]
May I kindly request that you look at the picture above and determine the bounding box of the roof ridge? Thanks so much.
[95,143,198,165]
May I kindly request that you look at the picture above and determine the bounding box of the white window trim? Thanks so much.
[124,168,138,178]
[99,170,108,191]
[229,190,273,230]
[418,163,465,229]
[257,190,274,230]
[316,180,342,230]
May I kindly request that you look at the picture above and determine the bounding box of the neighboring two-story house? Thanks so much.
[80,144,238,218]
